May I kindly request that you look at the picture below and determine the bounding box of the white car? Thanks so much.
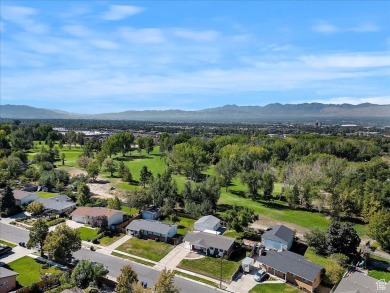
[253,269,267,282]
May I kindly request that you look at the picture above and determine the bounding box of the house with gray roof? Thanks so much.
[183,232,235,258]
[261,224,295,251]
[0,267,19,293]
[194,215,221,232]
[36,194,76,214]
[13,190,39,206]
[126,219,177,242]
[256,250,324,293]
[334,271,390,293]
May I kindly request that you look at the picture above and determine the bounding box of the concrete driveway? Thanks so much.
[65,219,87,229]
[0,246,34,264]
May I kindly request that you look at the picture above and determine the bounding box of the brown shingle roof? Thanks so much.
[13,190,38,200]
[71,207,124,218]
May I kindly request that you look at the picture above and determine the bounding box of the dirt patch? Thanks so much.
[250,215,308,239]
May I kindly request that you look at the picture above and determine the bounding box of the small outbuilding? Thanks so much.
[194,215,221,232]
[241,257,255,273]
[261,224,295,251]
[141,206,162,220]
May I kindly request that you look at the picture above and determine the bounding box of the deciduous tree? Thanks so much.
[27,218,49,257]
[27,201,44,215]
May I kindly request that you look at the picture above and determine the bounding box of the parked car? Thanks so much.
[253,269,267,282]
[0,245,12,256]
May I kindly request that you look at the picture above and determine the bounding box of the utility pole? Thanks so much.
[220,256,223,288]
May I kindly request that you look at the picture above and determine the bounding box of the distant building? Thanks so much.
[194,215,221,232]
[141,206,162,220]
[71,207,125,227]
[13,190,39,206]
[261,225,295,251]
[0,267,19,293]
[126,219,177,242]
[36,194,76,214]
[333,271,390,293]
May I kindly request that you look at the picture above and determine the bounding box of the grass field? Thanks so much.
[78,227,98,241]
[250,283,301,293]
[174,270,220,288]
[7,256,61,287]
[175,217,196,236]
[116,238,174,262]
[178,257,240,283]
[37,191,58,198]
[99,234,124,246]
[368,269,390,282]
[0,239,16,247]
[304,248,334,267]
[111,251,155,266]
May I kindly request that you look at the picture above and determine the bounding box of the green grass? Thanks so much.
[37,191,58,198]
[0,239,16,247]
[99,234,124,246]
[120,205,138,216]
[111,251,156,266]
[223,230,244,239]
[116,238,174,262]
[178,257,240,283]
[7,256,61,287]
[304,248,334,267]
[78,227,98,241]
[370,254,390,263]
[175,217,195,236]
[368,269,390,282]
[174,270,220,288]
[250,283,301,293]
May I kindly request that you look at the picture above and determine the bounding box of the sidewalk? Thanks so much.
[106,235,132,250]
[0,246,34,264]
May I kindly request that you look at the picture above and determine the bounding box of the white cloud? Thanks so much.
[89,39,119,50]
[62,24,93,37]
[312,23,339,33]
[312,22,380,34]
[301,53,390,68]
[119,27,165,44]
[1,5,47,33]
[262,44,292,52]
[101,5,144,21]
[173,29,219,41]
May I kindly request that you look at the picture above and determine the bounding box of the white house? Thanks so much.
[194,215,221,232]
[126,219,177,242]
[261,225,295,251]
[71,207,125,227]
[13,190,39,206]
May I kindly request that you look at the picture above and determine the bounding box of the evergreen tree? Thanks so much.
[116,265,139,293]
[0,185,16,216]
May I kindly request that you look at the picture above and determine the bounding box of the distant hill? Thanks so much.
[1,103,389,122]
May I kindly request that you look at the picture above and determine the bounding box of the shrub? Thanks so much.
[42,264,50,269]
[91,238,99,244]
[97,232,105,239]
[46,218,65,227]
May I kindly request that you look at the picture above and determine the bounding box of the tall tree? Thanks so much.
[326,222,360,256]
[367,210,390,251]
[116,265,139,293]
[139,166,152,188]
[104,158,117,177]
[215,158,239,192]
[154,269,181,293]
[27,218,49,257]
[71,260,108,289]
[262,172,274,198]
[44,223,81,261]
[87,161,100,182]
[240,170,262,199]
[77,182,91,206]
[107,196,121,210]
[0,185,16,216]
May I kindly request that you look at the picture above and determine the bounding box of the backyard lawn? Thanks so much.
[116,238,174,262]
[37,191,58,198]
[7,256,61,287]
[368,269,390,282]
[178,257,240,283]
[368,255,390,282]
[250,283,301,293]
[78,227,98,241]
[304,248,334,267]
[175,216,195,236]
[120,205,138,216]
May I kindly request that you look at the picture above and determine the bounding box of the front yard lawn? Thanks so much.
[178,257,239,283]
[7,256,61,287]
[0,239,16,247]
[250,283,301,293]
[78,227,98,241]
[99,233,124,246]
[116,238,173,262]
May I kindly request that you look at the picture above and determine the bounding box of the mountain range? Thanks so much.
[0,103,389,123]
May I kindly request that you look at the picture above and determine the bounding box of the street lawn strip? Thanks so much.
[116,237,174,262]
[0,239,16,247]
[7,256,62,287]
[174,270,220,288]
[250,283,301,293]
[178,257,240,283]
[368,269,390,282]
[304,248,334,267]
[111,251,155,267]
[175,217,196,236]
[37,191,58,198]
[78,227,98,241]
[99,233,125,246]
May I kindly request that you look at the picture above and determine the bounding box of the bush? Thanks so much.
[42,264,50,269]
[155,238,160,242]
[91,238,99,244]
[46,218,65,227]
[97,232,105,239]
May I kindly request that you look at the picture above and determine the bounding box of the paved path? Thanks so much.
[155,243,190,269]
[106,234,132,250]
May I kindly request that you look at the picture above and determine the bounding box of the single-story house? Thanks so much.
[183,232,235,258]
[333,271,388,293]
[13,190,39,206]
[71,207,125,227]
[36,194,76,214]
[0,267,19,293]
[256,250,324,293]
[126,219,177,242]
[261,224,295,251]
[194,215,221,232]
[141,206,161,220]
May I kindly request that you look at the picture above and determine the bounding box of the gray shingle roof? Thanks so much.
[0,267,19,278]
[333,271,389,293]
[256,250,324,282]
[183,232,235,251]
[36,194,76,212]
[195,215,220,227]
[126,219,177,235]
[262,225,295,243]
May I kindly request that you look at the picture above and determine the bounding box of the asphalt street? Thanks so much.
[0,223,221,293]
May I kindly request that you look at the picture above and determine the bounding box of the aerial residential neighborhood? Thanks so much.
[1,0,390,293]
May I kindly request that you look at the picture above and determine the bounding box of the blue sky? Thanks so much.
[1,1,389,114]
